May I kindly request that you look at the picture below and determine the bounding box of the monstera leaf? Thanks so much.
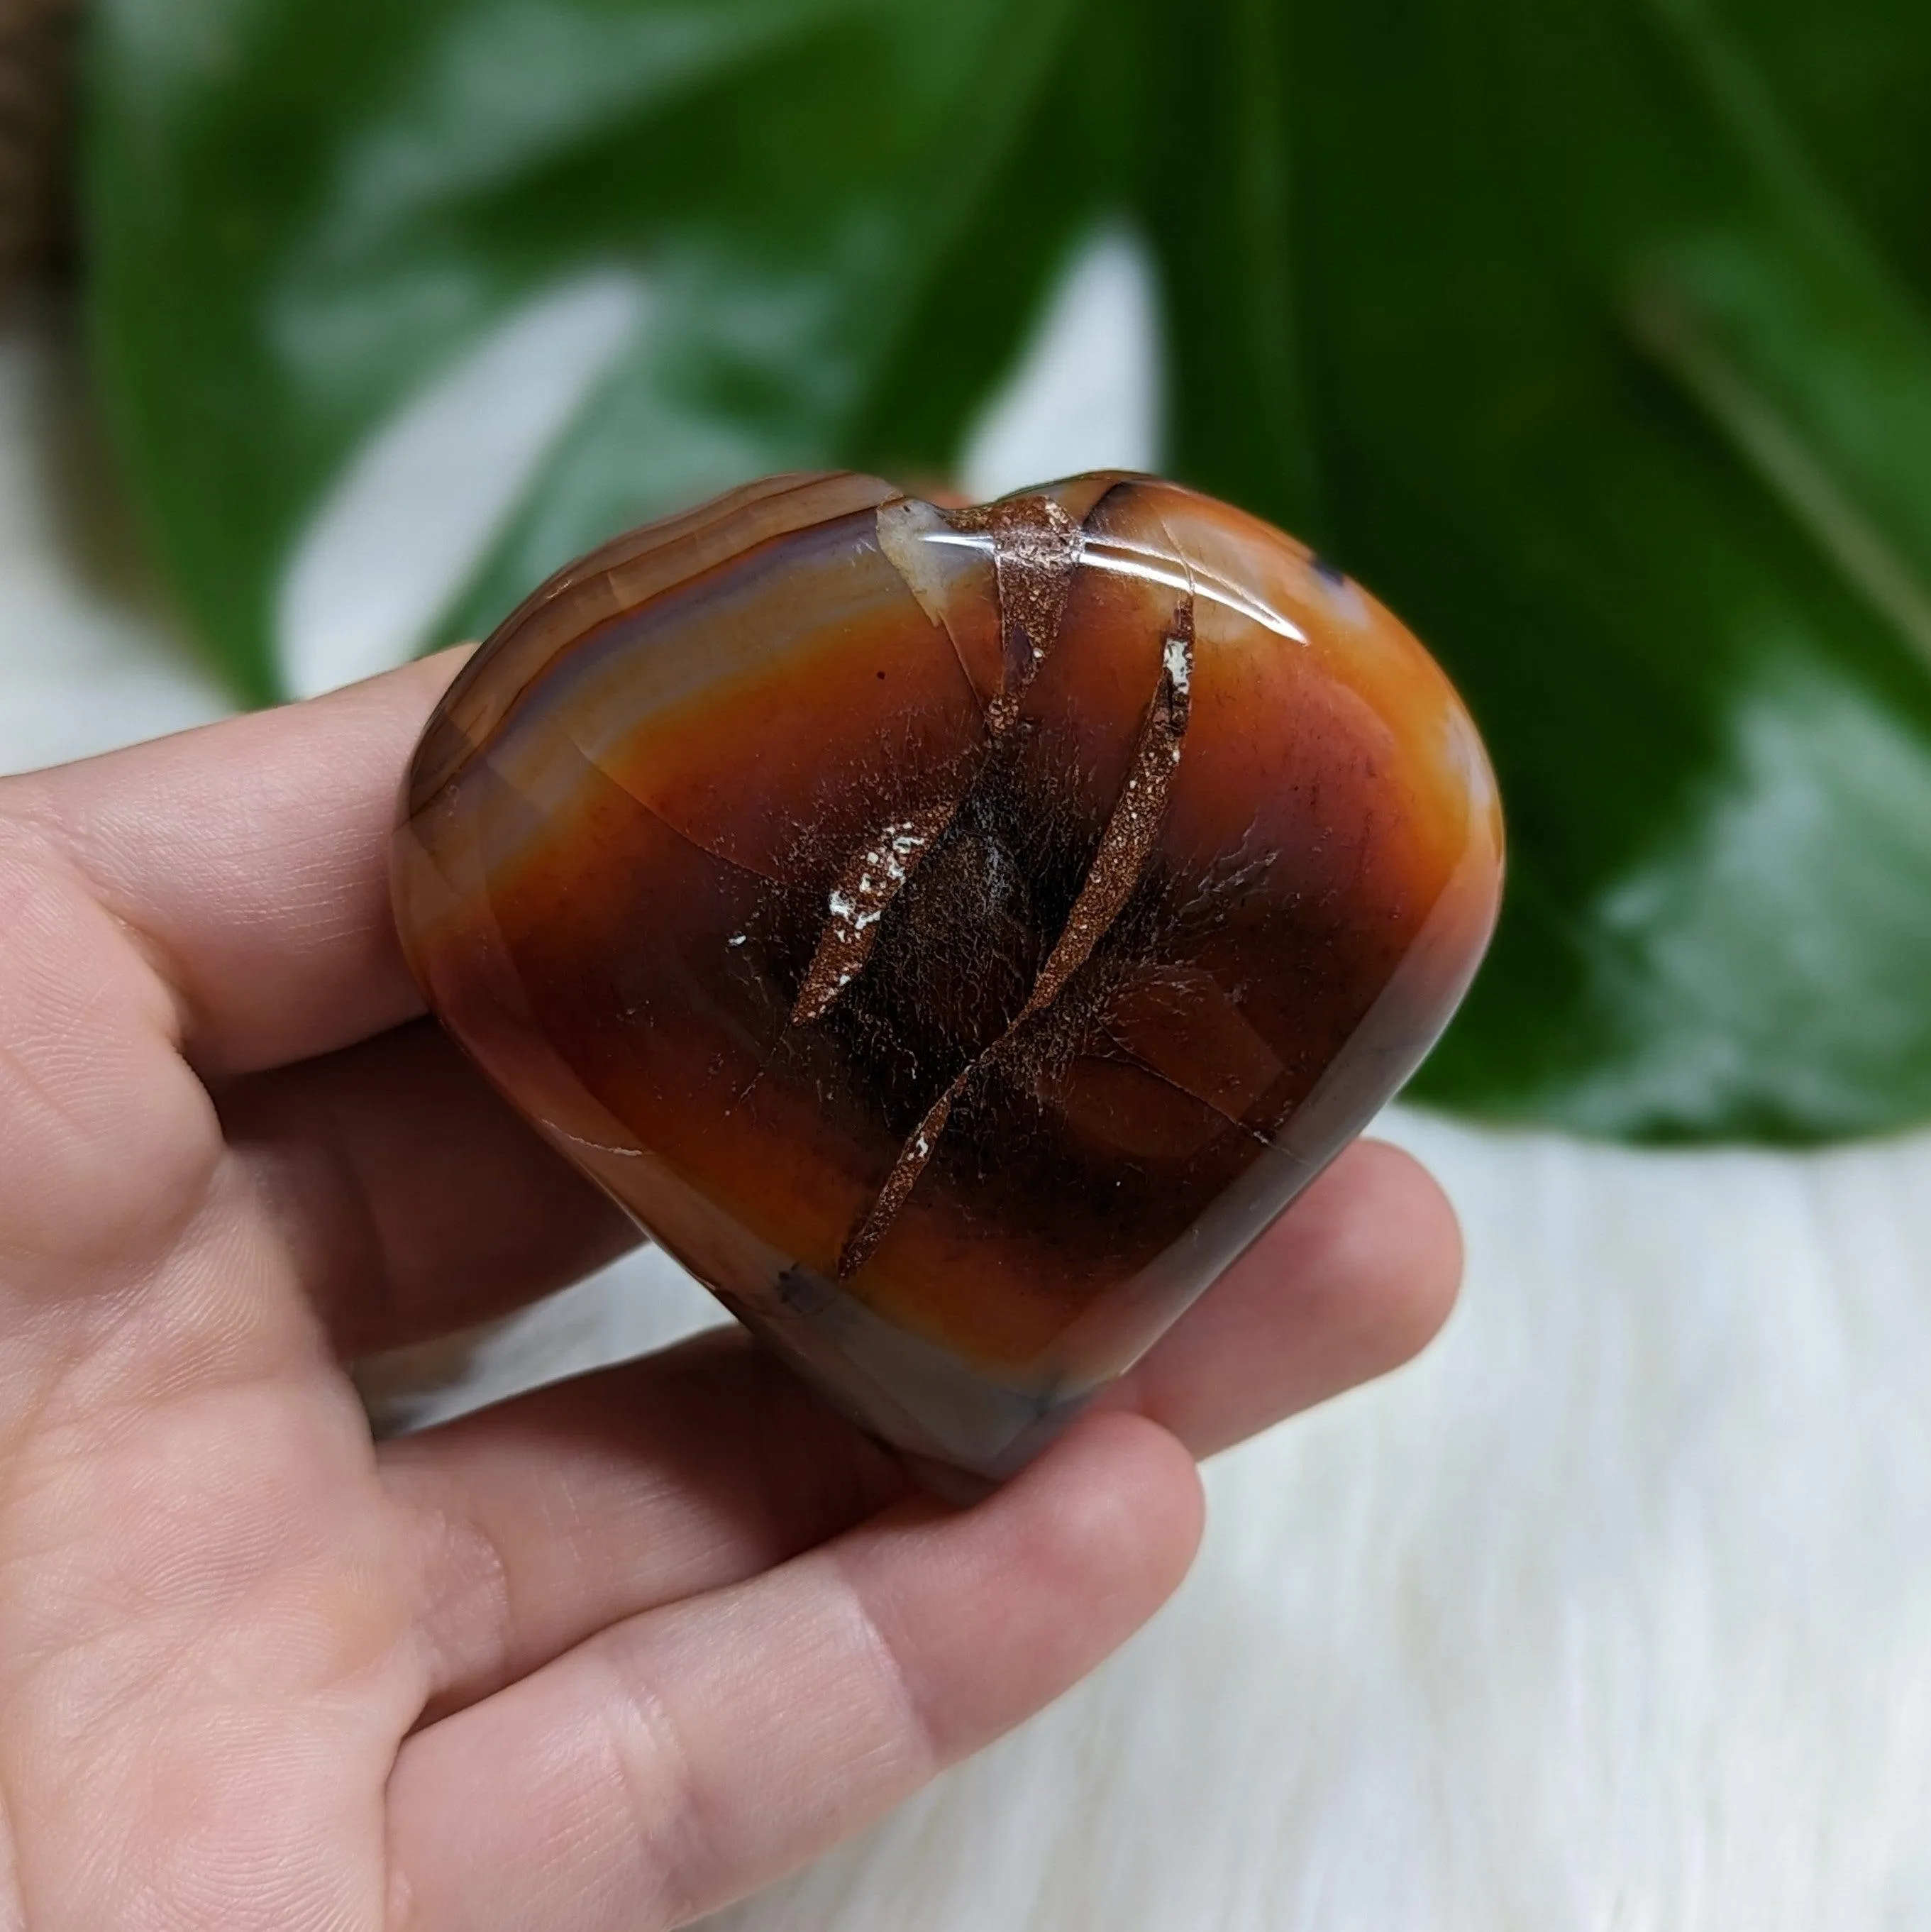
[82,0,1931,1141]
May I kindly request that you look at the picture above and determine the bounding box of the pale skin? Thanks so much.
[0,650,1462,1932]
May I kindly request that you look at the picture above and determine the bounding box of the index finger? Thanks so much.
[1,650,466,1077]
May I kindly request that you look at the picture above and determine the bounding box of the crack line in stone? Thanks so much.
[586,751,785,885]
[875,497,993,723]
[836,592,1197,1279]
[1091,1025,1276,1148]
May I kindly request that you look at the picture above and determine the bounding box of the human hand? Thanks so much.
[0,653,1461,1931]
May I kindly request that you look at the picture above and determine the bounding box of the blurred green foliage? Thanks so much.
[83,0,1931,1142]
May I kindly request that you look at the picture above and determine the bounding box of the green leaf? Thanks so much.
[84,0,1113,701]
[82,0,1931,1141]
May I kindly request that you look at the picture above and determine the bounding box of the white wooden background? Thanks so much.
[6,258,1930,1928]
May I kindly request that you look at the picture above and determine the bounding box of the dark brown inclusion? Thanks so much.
[393,471,1504,1478]
[834,586,1195,1281]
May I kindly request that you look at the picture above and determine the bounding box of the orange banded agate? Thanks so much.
[392,472,1503,1479]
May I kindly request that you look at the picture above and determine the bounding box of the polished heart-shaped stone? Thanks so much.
[392,472,1503,1482]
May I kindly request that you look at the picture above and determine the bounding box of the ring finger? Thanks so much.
[382,1137,1460,1720]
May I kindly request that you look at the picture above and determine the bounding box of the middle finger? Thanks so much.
[380,1137,1458,1721]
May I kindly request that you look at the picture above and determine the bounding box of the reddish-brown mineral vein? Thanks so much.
[790,797,956,1025]
[948,494,1084,732]
[794,495,1087,1030]
[1012,595,1194,1024]
[836,595,1197,1279]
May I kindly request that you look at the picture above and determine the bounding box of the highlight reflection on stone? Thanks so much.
[393,472,1504,1480]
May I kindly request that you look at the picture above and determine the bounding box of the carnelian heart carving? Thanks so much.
[392,472,1503,1481]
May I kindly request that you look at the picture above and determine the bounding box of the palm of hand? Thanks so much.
[0,656,1456,1932]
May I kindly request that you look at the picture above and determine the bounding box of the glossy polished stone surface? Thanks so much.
[393,472,1503,1479]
